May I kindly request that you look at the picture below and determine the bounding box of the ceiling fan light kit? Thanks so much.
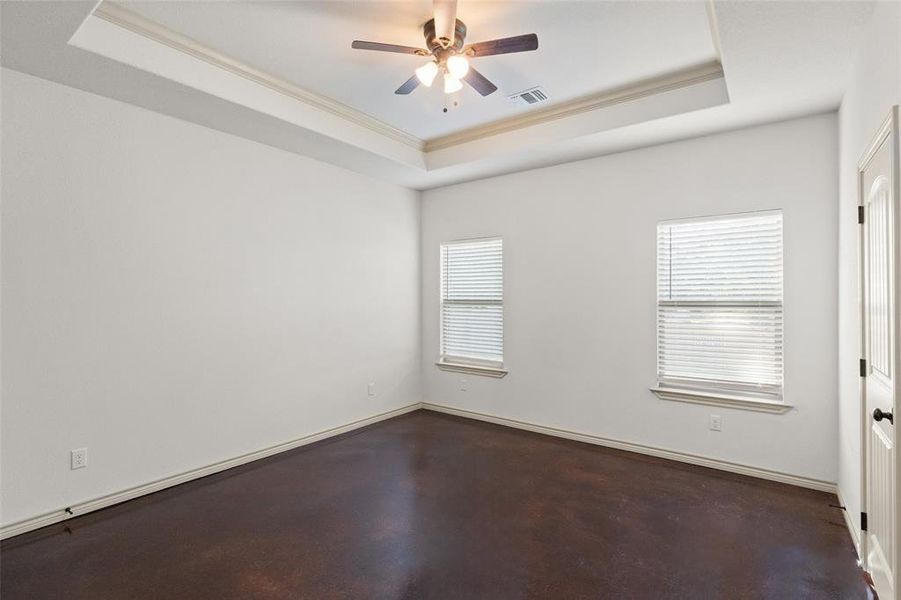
[416,61,440,87]
[446,55,469,79]
[351,0,538,100]
[444,72,464,94]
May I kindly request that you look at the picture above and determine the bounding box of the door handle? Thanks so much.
[873,408,894,424]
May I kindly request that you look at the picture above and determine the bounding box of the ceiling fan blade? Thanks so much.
[433,0,458,44]
[465,33,539,57]
[352,40,427,55]
[395,74,421,95]
[463,66,498,96]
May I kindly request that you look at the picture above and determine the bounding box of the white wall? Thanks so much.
[422,113,838,483]
[0,60,854,531]
[0,69,421,527]
[837,0,901,545]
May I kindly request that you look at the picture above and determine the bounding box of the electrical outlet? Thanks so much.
[460,378,468,392]
[71,448,87,470]
[367,383,376,397]
[709,415,723,432]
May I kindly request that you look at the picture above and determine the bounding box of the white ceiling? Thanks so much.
[0,1,877,190]
[122,1,718,140]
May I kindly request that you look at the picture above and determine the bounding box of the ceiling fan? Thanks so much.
[351,0,538,97]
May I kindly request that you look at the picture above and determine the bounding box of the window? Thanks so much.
[656,211,783,402]
[438,238,505,375]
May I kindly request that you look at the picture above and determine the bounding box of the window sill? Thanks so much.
[650,387,792,414]
[435,362,508,378]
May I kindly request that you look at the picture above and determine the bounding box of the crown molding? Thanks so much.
[423,60,726,152]
[703,0,724,63]
[90,2,726,162]
[92,2,425,151]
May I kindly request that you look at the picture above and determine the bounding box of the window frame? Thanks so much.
[436,236,508,378]
[651,210,790,413]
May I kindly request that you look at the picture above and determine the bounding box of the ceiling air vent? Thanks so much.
[508,86,549,106]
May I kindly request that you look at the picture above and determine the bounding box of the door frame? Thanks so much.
[859,105,900,588]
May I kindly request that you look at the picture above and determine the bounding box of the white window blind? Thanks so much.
[657,211,783,398]
[440,238,503,366]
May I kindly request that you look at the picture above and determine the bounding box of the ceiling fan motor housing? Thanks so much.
[423,18,467,55]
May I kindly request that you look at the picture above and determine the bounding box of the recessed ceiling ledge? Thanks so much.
[425,61,729,171]
[73,2,427,169]
[69,2,730,177]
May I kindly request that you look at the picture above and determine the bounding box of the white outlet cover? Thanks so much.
[709,415,723,431]
[460,378,468,392]
[367,383,376,396]
[71,448,88,469]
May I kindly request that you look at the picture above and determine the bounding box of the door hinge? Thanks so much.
[859,206,865,224]
[861,511,868,532]
[860,358,868,377]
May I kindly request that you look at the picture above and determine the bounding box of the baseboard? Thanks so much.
[0,402,422,540]
[422,402,837,494]
[837,487,862,559]
[4,401,838,540]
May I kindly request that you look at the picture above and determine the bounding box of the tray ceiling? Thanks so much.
[0,1,876,189]
[119,1,719,141]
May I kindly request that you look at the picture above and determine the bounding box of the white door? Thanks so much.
[863,106,900,600]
